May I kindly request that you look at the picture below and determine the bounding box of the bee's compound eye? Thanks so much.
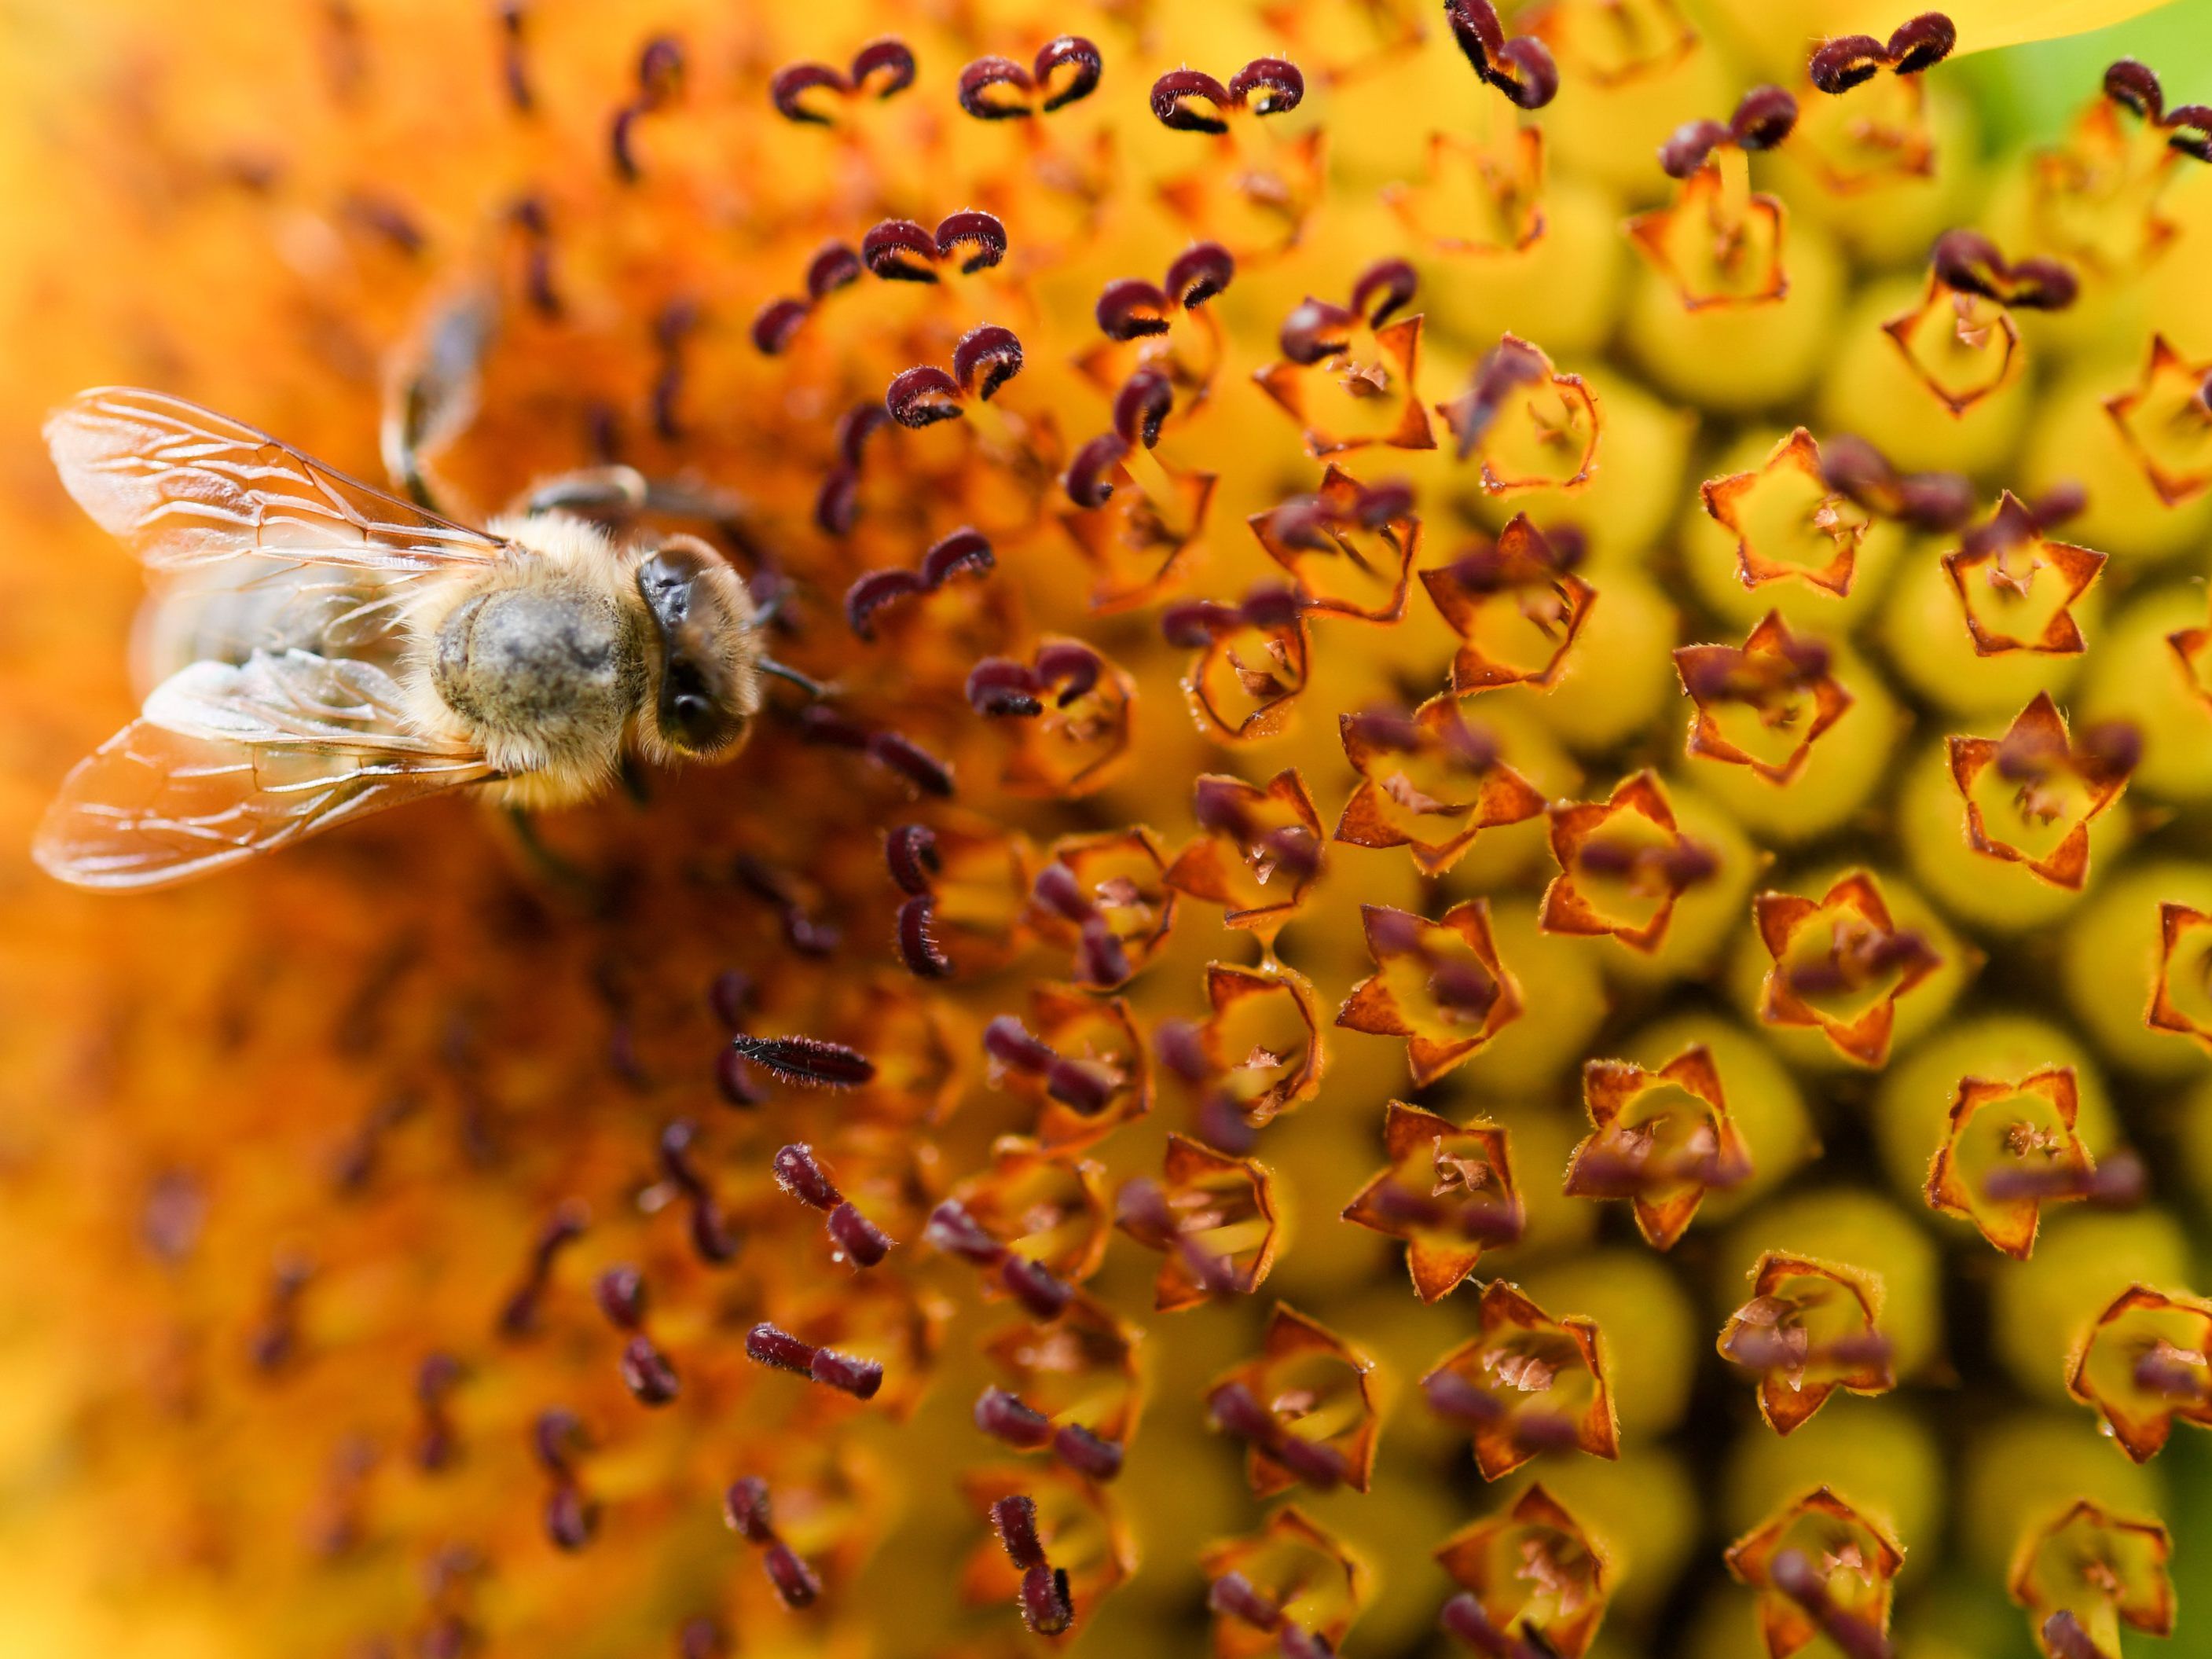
[674,692,711,721]
[638,545,707,619]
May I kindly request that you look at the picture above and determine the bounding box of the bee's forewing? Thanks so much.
[35,651,494,891]
[45,387,509,574]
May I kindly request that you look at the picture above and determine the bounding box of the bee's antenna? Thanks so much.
[750,589,790,630]
[759,658,835,700]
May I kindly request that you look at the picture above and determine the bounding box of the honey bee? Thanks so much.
[35,387,792,889]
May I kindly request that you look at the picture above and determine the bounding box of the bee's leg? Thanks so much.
[502,805,600,898]
[617,753,653,806]
[385,380,447,515]
[381,290,497,516]
[638,477,750,526]
[522,472,766,560]
[519,465,649,519]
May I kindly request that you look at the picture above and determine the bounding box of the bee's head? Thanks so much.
[634,535,761,759]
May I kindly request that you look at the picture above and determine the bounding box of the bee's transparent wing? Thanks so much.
[45,387,509,574]
[132,564,419,694]
[35,650,495,890]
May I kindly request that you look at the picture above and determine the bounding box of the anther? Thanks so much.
[1930,229,2078,310]
[1191,777,1323,884]
[727,1033,878,1089]
[886,365,963,428]
[343,193,426,256]
[495,2,532,113]
[1208,1571,1334,1657]
[925,1198,1075,1319]
[1730,86,1799,149]
[1036,641,1103,704]
[923,527,996,585]
[847,527,996,640]
[649,298,698,442]
[1351,257,1418,328]
[1886,13,1957,75]
[1150,68,1234,134]
[2105,58,2166,120]
[837,400,890,466]
[593,1265,680,1406]
[968,658,1047,718]
[1113,1176,1241,1296]
[750,298,810,357]
[497,1198,589,1338]
[886,824,941,896]
[1446,337,1549,457]
[862,218,938,282]
[1808,35,1885,94]
[974,1386,1125,1478]
[1819,433,1975,531]
[1227,57,1304,116]
[952,323,1025,400]
[769,38,914,124]
[677,1617,728,1658]
[723,1477,824,1608]
[1166,243,1236,308]
[595,1264,647,1327]
[803,241,861,299]
[413,1352,463,1471]
[1280,299,1358,365]
[898,893,955,979]
[1423,1368,1579,1452]
[1035,36,1103,111]
[658,1119,743,1264]
[982,1014,1117,1114]
[1440,1593,1553,1659]
[1443,0,1559,109]
[248,1254,313,1373]
[508,195,560,318]
[735,855,842,957]
[2041,1611,2101,1659]
[990,1496,1074,1636]
[1722,1299,1891,1380]
[959,56,1033,120]
[868,729,956,796]
[744,1323,885,1400]
[1194,1091,1259,1157]
[1113,368,1174,448]
[1363,1180,1522,1242]
[531,1408,597,1551]
[1660,118,1731,178]
[610,35,684,182]
[770,61,846,125]
[935,209,1008,275]
[1206,1379,1352,1488]
[773,1144,894,1267]
[1768,1549,1894,1659]
[1027,862,1132,989]
[1096,278,1171,340]
[716,1047,767,1107]
[707,969,754,1030]
[1064,434,1129,507]
[2131,1343,2210,1401]
[2089,1149,2149,1207]
[849,38,915,97]
[331,1091,418,1195]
